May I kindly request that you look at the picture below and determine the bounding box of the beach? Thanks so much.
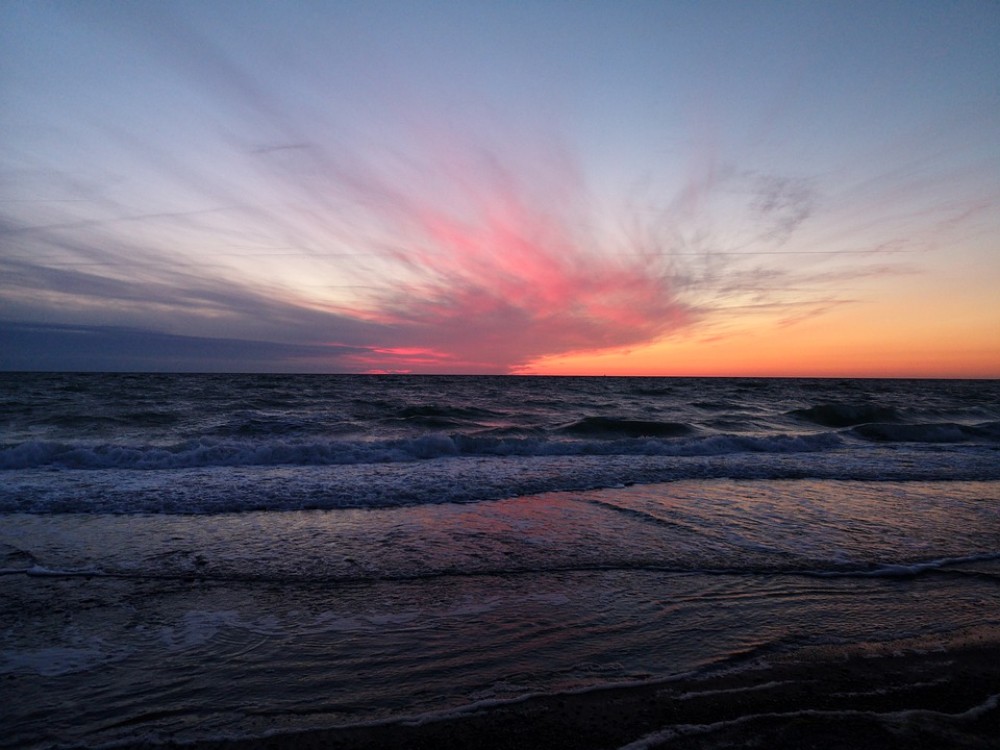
[2,374,999,749]
[116,640,1000,750]
[5,479,999,749]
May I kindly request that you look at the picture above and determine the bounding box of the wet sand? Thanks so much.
[120,640,1000,750]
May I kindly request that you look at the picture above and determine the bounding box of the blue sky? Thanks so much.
[2,1,998,374]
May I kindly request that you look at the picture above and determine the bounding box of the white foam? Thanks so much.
[617,692,1000,750]
[3,447,999,515]
[674,679,799,701]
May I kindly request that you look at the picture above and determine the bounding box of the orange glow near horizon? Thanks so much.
[519,340,1000,379]
[516,292,1000,379]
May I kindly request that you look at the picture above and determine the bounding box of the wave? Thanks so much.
[0,431,843,470]
[629,387,675,397]
[397,404,503,420]
[850,421,1000,443]
[30,411,182,429]
[790,403,900,427]
[691,401,738,412]
[8,415,997,473]
[557,417,696,438]
[214,416,363,437]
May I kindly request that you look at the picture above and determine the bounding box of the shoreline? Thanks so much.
[117,640,1000,750]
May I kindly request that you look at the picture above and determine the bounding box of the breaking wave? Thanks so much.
[0,431,842,470]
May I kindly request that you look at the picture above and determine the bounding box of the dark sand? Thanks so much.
[119,641,1000,750]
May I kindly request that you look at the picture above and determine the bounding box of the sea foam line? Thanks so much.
[617,692,1000,750]
[6,551,999,586]
[805,551,1000,579]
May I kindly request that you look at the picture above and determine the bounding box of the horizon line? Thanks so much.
[1,369,997,381]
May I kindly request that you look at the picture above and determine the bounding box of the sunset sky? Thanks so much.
[2,1,998,376]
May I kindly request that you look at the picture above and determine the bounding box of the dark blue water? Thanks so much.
[2,375,999,748]
[2,374,998,512]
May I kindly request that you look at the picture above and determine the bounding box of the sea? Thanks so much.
[2,373,999,748]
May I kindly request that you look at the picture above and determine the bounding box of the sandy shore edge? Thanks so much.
[112,640,1000,750]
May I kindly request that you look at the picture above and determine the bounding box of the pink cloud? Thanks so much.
[328,146,695,372]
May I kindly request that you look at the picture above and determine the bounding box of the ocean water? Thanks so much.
[2,374,999,748]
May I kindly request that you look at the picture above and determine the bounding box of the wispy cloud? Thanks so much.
[0,127,967,372]
[2,2,994,373]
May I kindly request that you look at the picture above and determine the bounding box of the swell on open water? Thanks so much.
[2,374,999,748]
[2,374,999,513]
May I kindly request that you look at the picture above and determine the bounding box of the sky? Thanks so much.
[1,0,998,376]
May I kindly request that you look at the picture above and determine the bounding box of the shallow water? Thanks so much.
[3,480,999,748]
